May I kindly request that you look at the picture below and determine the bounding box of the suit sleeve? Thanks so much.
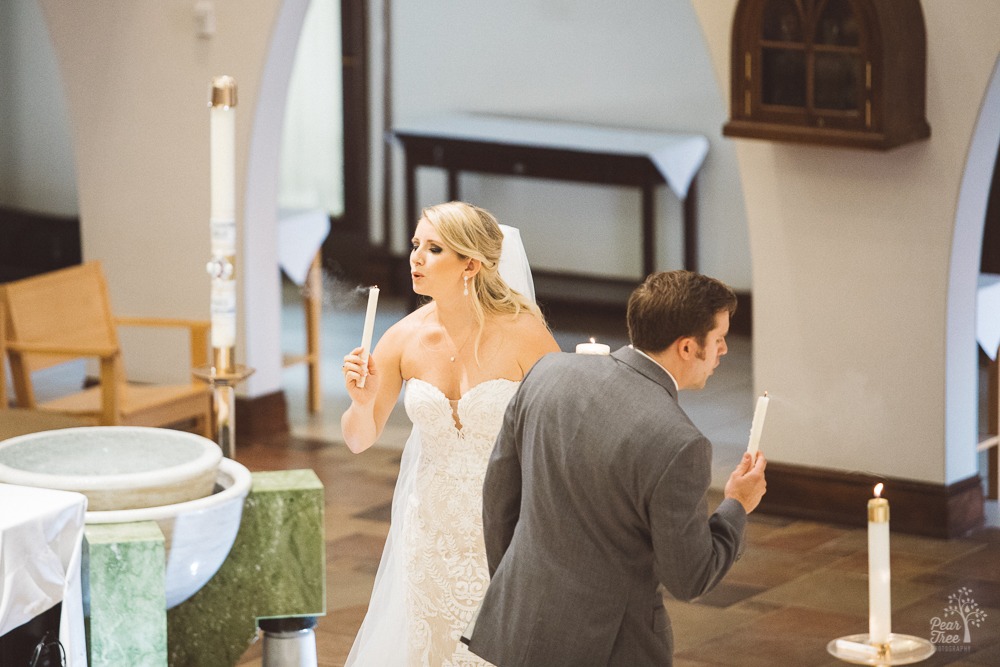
[649,436,746,601]
[481,390,523,577]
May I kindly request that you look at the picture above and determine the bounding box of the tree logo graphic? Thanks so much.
[930,587,987,651]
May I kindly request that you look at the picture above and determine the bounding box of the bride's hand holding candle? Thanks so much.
[343,346,379,401]
[358,286,380,388]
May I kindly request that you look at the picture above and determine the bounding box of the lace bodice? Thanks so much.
[404,378,519,479]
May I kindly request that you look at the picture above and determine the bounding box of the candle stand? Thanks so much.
[829,484,935,665]
[193,353,254,459]
[827,633,935,665]
[199,75,254,459]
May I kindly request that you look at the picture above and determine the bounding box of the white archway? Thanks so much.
[946,54,1000,483]
[241,0,312,399]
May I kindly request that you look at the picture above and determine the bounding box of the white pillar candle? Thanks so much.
[210,279,237,348]
[209,98,236,257]
[746,392,769,456]
[358,286,379,388]
[868,483,891,645]
[576,337,610,355]
[209,80,236,223]
[208,76,238,351]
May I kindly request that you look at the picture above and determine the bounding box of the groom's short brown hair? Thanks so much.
[627,271,737,353]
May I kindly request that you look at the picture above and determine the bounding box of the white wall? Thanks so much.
[280,0,344,216]
[382,0,751,290]
[693,1,1000,485]
[0,0,77,214]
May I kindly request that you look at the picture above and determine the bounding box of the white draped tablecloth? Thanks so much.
[978,273,1000,360]
[0,483,87,665]
[392,112,709,199]
[278,208,330,286]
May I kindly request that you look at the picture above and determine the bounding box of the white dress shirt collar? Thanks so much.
[631,346,679,393]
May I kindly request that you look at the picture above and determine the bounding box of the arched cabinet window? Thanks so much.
[723,0,930,150]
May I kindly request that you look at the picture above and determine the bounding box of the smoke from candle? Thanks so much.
[295,267,383,311]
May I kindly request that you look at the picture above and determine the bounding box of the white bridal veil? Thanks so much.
[344,224,536,666]
[495,224,535,304]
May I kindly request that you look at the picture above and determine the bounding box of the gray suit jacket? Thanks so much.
[466,347,746,666]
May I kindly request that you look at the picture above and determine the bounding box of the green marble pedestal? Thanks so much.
[85,521,168,667]
[83,470,325,667]
[167,469,326,666]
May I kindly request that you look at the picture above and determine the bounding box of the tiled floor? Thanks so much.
[229,280,1000,666]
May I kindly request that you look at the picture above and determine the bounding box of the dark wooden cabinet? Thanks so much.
[723,0,930,150]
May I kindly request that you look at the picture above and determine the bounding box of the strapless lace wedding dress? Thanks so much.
[346,377,519,667]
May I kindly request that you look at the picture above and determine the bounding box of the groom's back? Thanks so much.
[473,349,703,666]
[513,352,699,567]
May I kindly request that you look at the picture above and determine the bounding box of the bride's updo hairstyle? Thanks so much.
[420,201,544,346]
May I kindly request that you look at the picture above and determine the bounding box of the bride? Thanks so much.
[340,201,560,666]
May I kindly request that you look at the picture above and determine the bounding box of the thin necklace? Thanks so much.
[448,327,475,362]
[417,315,477,362]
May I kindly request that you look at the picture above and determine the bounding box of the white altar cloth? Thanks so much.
[278,208,330,286]
[0,483,87,665]
[978,274,1000,361]
[393,112,710,199]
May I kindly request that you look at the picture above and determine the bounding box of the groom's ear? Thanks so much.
[676,336,696,360]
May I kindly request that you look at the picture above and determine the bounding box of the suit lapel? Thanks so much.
[611,346,678,401]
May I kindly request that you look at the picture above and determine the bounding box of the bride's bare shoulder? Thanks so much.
[385,303,432,336]
[370,304,431,360]
[500,311,561,356]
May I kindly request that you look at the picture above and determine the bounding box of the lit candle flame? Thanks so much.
[589,337,595,344]
[874,482,884,498]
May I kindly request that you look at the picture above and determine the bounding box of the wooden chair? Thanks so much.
[1,261,212,437]
[1,298,7,410]
[282,251,323,413]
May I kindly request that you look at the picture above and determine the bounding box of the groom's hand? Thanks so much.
[724,452,767,514]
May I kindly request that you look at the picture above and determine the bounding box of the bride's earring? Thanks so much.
[463,275,469,297]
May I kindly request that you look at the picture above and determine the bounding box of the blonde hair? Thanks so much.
[419,201,544,357]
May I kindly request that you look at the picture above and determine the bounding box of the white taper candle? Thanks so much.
[358,286,379,388]
[868,483,891,645]
[746,391,769,456]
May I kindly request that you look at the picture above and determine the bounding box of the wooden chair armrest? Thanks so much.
[5,341,121,417]
[5,340,120,359]
[113,317,211,368]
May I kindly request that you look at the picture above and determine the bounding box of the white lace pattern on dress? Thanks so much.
[402,378,518,667]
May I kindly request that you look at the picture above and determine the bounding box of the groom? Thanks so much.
[465,270,768,666]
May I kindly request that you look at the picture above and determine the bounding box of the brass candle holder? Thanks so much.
[193,354,254,460]
[827,633,935,665]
